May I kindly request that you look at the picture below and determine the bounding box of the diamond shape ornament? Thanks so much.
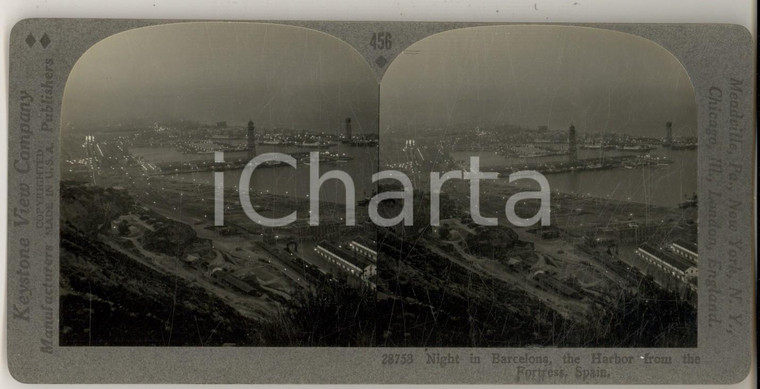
[40,33,51,48]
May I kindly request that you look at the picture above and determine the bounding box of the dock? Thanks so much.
[492,155,672,176]
[146,152,353,175]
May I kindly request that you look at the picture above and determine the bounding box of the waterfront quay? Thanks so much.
[145,151,353,176]
[492,154,672,175]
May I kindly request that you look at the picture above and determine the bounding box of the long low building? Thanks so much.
[636,243,697,291]
[210,268,257,295]
[670,238,698,265]
[315,241,377,284]
[349,238,377,263]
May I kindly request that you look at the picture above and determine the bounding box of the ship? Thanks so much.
[350,138,378,147]
[679,194,698,209]
[259,140,283,145]
[581,144,602,150]
[296,141,334,148]
[621,144,657,152]
[670,143,698,150]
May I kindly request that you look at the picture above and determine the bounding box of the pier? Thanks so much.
[146,151,354,176]
[493,155,672,176]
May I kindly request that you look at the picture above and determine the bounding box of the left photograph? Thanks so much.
[59,22,379,346]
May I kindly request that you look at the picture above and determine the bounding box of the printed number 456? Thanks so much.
[370,32,392,50]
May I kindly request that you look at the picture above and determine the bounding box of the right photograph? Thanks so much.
[377,25,698,347]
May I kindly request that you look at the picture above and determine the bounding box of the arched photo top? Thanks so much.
[380,24,696,140]
[61,22,378,138]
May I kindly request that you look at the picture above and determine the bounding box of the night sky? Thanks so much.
[381,25,697,138]
[63,23,696,139]
[62,22,379,134]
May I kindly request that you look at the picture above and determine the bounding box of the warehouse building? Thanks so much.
[315,241,377,286]
[670,239,698,265]
[349,238,378,263]
[636,243,697,292]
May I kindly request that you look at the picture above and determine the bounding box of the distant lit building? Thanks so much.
[82,134,98,185]
[83,134,97,159]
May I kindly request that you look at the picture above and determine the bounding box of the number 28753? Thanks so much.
[381,353,413,365]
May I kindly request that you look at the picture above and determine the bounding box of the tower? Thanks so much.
[568,124,578,163]
[247,120,256,159]
[665,121,673,147]
[344,117,352,142]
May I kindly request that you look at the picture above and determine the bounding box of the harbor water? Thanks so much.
[132,144,378,204]
[452,148,697,208]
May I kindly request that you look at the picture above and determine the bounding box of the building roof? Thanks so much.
[639,243,694,273]
[214,271,256,294]
[672,239,698,255]
[317,241,374,270]
[350,237,377,253]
